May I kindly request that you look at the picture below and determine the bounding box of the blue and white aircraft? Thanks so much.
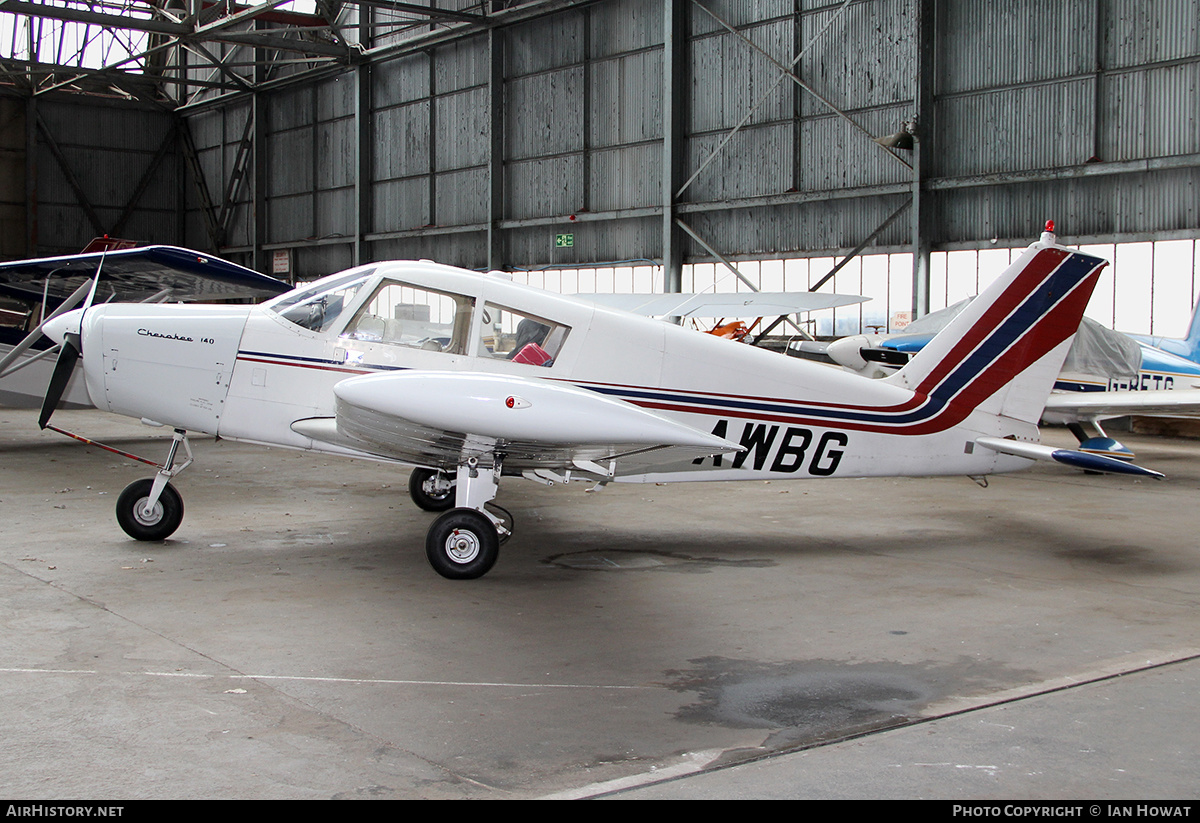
[1129,301,1200,366]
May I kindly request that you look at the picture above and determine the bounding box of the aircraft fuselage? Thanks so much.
[69,260,1038,484]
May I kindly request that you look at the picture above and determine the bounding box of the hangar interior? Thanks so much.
[3,0,1199,334]
[1,0,1200,801]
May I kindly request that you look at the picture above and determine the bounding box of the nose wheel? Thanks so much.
[116,478,184,541]
[113,429,192,541]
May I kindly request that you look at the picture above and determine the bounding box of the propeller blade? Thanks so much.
[38,333,80,430]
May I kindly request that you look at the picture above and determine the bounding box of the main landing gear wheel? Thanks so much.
[426,508,500,580]
[115,478,184,541]
[408,468,455,512]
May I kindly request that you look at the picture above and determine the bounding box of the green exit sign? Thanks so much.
[555,233,574,248]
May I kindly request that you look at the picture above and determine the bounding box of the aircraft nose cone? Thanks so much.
[41,308,85,345]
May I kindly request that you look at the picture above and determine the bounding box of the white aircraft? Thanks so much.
[31,225,1162,580]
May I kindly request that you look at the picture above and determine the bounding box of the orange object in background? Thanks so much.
[705,320,750,341]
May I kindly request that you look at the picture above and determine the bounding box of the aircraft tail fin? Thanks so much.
[1183,294,1200,362]
[884,225,1107,426]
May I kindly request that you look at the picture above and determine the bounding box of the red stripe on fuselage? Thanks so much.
[237,354,369,375]
[620,264,1100,435]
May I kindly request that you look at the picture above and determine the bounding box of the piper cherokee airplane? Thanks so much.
[31,223,1163,580]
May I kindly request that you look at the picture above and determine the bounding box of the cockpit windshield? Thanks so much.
[266,268,374,333]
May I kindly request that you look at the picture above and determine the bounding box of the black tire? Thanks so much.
[116,478,184,541]
[409,468,455,512]
[425,508,500,580]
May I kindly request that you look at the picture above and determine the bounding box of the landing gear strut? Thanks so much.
[115,429,192,541]
[420,456,511,580]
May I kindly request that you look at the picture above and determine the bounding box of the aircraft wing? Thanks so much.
[1042,388,1200,420]
[577,291,866,317]
[0,245,289,306]
[290,371,743,474]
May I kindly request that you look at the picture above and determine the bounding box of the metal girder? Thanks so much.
[0,1,190,36]
[1,0,360,102]
[486,25,504,271]
[691,0,912,172]
[351,0,489,25]
[675,217,808,337]
[35,110,105,235]
[661,0,687,295]
[31,107,186,240]
[677,0,855,200]
[807,199,911,294]
[178,117,223,248]
[112,120,181,237]
[217,110,255,244]
[207,30,355,60]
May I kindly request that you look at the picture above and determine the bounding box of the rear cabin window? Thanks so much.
[477,304,569,367]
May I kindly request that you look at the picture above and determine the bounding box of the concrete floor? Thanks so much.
[1,408,1198,799]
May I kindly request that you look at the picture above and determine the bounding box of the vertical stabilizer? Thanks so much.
[884,225,1107,425]
[1182,296,1200,362]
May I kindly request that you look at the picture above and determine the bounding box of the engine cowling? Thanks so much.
[78,304,252,433]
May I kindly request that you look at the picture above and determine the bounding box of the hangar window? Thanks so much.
[341,280,475,355]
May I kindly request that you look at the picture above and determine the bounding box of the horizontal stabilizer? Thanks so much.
[975,436,1164,479]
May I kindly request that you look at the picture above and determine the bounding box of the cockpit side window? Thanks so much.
[269,269,373,333]
[477,303,569,367]
[341,280,475,355]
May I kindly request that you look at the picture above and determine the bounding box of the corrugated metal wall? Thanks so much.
[21,97,181,256]
[7,0,1198,282]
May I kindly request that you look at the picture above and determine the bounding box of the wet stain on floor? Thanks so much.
[667,656,993,755]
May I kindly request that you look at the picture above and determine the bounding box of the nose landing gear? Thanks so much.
[115,429,193,541]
